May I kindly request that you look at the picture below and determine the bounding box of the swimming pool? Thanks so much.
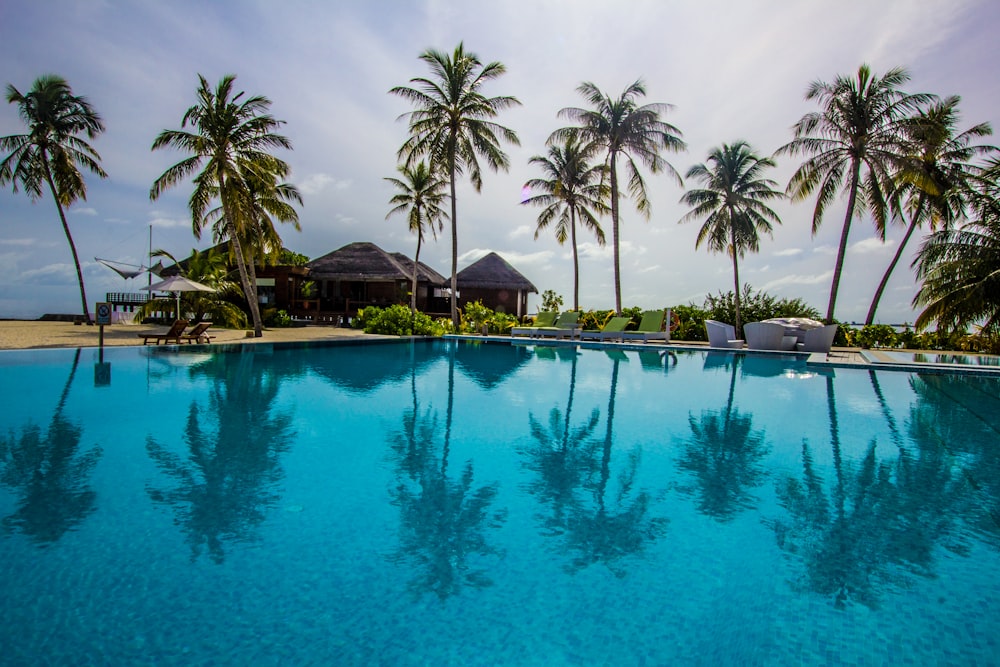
[1,339,998,665]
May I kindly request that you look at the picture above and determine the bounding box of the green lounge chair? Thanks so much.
[534,311,581,339]
[620,309,671,343]
[511,311,558,337]
[579,316,632,342]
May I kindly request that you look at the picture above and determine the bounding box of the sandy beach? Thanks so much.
[0,320,371,351]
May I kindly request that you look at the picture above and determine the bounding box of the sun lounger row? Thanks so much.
[513,309,673,343]
[139,320,215,345]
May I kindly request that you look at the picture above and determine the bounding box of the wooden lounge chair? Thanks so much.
[580,316,632,342]
[139,319,189,345]
[511,311,558,337]
[620,309,671,343]
[180,321,214,344]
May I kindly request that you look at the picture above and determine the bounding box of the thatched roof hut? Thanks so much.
[456,251,537,317]
[306,242,448,315]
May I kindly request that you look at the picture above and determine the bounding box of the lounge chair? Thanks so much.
[139,319,189,345]
[511,311,558,337]
[705,320,744,349]
[743,321,786,351]
[620,309,671,343]
[180,321,214,344]
[797,323,839,353]
[579,316,631,342]
[534,311,581,339]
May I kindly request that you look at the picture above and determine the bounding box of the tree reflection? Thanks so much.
[146,350,295,563]
[388,347,506,599]
[524,351,668,577]
[0,349,102,545]
[773,374,968,609]
[523,344,601,537]
[679,354,768,521]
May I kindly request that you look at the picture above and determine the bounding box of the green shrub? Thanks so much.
[360,304,443,336]
[855,324,897,349]
[540,290,563,313]
[704,284,821,325]
[671,304,710,341]
[462,300,520,334]
[263,308,292,327]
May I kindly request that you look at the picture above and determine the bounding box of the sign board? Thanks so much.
[96,302,112,326]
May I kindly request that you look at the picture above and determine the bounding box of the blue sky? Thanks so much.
[1,0,998,323]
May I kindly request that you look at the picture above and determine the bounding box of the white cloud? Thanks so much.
[299,173,353,196]
[0,238,37,247]
[73,207,98,216]
[508,224,534,240]
[851,237,895,254]
[149,213,191,229]
[774,248,803,257]
[760,270,834,290]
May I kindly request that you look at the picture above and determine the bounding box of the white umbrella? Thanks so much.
[141,275,216,319]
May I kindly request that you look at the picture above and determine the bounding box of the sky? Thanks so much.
[1,0,998,324]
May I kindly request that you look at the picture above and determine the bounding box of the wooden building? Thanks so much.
[305,242,449,322]
[456,252,537,318]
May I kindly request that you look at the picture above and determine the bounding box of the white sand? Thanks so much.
[0,320,372,350]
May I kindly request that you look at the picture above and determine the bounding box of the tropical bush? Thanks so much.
[540,290,564,313]
[263,308,292,327]
[358,305,443,336]
[462,301,519,334]
[703,285,821,326]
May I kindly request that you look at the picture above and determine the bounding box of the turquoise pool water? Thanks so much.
[1,339,998,665]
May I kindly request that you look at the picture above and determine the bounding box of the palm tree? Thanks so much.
[679,141,783,332]
[385,161,448,312]
[522,135,608,311]
[777,65,931,323]
[865,97,994,324]
[390,43,521,329]
[912,157,1000,335]
[1,75,107,324]
[150,74,294,338]
[556,80,685,313]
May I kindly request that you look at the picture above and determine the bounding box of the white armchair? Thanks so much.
[743,322,786,350]
[705,320,744,349]
[797,324,839,353]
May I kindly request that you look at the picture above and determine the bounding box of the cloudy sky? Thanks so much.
[1,0,998,323]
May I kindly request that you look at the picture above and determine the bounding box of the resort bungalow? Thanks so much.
[456,251,537,318]
[305,242,449,323]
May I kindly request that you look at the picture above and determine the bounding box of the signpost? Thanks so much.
[95,302,112,385]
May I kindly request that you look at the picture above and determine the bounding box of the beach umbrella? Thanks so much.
[142,275,215,319]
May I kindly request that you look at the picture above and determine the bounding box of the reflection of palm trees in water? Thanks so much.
[146,351,295,563]
[774,374,968,609]
[1,349,102,545]
[523,346,600,536]
[525,350,667,577]
[678,355,768,521]
[388,346,506,600]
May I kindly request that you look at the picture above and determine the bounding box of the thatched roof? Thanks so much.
[307,242,444,284]
[456,252,537,292]
[391,252,448,285]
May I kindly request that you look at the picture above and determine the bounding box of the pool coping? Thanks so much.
[454,334,1000,377]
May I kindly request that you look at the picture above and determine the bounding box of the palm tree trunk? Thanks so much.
[570,205,580,311]
[609,154,622,314]
[449,162,459,330]
[729,205,742,333]
[826,160,862,324]
[865,208,921,325]
[411,229,422,313]
[43,160,91,324]
[218,171,263,337]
